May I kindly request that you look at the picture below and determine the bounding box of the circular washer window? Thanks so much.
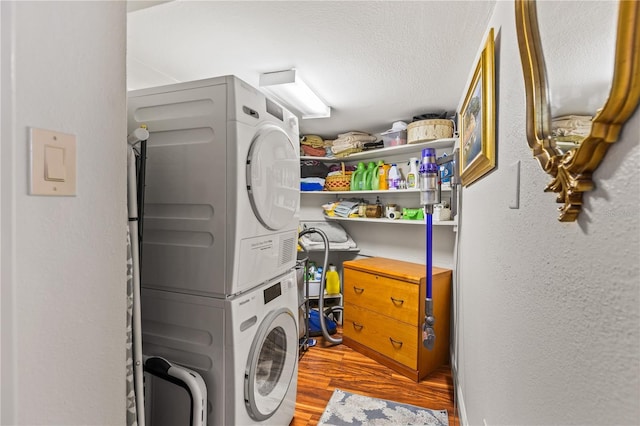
[244,308,297,421]
[246,125,299,231]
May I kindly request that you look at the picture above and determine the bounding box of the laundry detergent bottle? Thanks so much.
[371,161,381,190]
[325,264,340,295]
[363,162,376,190]
[350,162,365,191]
[378,162,390,190]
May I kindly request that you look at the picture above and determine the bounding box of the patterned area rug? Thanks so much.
[319,389,449,425]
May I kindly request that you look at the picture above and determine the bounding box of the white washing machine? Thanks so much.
[127,75,300,298]
[141,269,299,426]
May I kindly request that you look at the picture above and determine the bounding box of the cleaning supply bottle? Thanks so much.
[363,162,376,190]
[325,264,340,294]
[388,163,401,190]
[371,161,381,190]
[350,162,365,191]
[407,157,419,189]
[379,162,390,190]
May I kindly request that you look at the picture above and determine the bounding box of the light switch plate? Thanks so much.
[30,127,76,196]
[509,160,520,209]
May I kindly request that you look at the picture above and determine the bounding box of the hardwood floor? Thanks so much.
[291,332,458,425]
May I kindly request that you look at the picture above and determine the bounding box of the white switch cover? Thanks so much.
[509,160,520,209]
[30,128,76,196]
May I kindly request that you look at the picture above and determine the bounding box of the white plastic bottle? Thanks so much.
[406,157,419,189]
[388,163,401,190]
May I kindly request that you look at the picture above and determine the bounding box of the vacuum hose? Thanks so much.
[298,228,342,345]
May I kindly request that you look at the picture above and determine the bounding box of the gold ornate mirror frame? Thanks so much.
[515,0,640,221]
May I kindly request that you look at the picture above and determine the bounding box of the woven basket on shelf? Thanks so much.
[324,163,352,191]
[407,119,454,143]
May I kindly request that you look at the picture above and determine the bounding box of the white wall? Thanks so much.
[1,2,127,424]
[456,2,640,425]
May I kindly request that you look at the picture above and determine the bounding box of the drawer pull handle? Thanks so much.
[390,297,404,305]
[352,322,364,330]
[389,337,403,347]
[353,286,364,294]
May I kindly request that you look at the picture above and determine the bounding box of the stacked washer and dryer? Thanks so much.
[127,76,301,425]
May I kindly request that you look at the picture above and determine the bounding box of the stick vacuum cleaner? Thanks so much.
[419,147,440,350]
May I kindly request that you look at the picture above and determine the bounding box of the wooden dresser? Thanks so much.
[342,257,452,382]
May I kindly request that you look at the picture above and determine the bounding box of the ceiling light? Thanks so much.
[259,70,330,119]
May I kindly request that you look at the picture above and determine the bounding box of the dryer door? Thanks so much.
[246,125,299,231]
[244,307,298,421]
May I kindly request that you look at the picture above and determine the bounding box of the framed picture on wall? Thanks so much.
[459,28,496,187]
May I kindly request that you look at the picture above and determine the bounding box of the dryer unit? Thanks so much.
[128,76,300,298]
[141,270,299,426]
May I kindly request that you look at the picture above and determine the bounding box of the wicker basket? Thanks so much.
[324,163,352,191]
[407,119,454,144]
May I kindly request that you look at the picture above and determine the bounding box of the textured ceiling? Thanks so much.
[127,0,496,138]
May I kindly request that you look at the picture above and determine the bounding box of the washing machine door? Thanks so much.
[244,307,298,421]
[246,124,299,231]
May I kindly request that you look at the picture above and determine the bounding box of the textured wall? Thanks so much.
[456,2,640,425]
[1,1,127,424]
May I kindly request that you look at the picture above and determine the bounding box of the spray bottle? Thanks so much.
[407,157,419,189]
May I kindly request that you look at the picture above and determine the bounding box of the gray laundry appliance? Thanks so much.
[127,75,300,298]
[127,75,301,425]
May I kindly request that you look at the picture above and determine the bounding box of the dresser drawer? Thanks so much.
[343,268,419,325]
[342,257,452,382]
[343,302,418,369]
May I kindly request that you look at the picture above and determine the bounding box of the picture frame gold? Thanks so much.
[515,0,640,221]
[459,28,496,187]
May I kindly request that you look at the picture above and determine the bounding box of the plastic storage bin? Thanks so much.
[381,129,407,147]
[305,280,321,297]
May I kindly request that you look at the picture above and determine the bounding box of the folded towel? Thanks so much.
[301,145,327,157]
[337,131,371,138]
[300,134,325,148]
[333,147,363,157]
[300,177,325,192]
[301,160,330,178]
[334,134,377,144]
[334,148,363,157]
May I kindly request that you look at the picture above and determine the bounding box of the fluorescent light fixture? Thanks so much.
[259,70,330,119]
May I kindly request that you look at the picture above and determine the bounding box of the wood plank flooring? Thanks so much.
[291,331,458,425]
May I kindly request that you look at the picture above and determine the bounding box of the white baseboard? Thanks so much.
[450,359,468,426]
[455,373,468,426]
